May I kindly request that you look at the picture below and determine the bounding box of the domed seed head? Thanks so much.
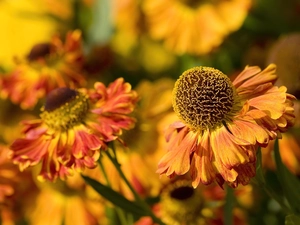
[173,67,238,131]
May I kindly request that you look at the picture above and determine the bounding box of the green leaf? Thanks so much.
[274,138,300,213]
[285,214,300,225]
[224,186,235,225]
[82,175,147,218]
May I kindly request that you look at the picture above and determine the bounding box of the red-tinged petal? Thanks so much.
[10,137,50,170]
[234,163,256,186]
[157,130,197,176]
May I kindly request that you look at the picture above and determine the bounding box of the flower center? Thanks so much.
[170,186,194,200]
[173,67,239,131]
[27,43,51,61]
[40,87,89,131]
[179,0,218,8]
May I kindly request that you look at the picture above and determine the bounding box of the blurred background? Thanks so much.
[1,0,300,224]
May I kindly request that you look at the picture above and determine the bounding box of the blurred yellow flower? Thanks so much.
[135,179,251,225]
[0,0,68,69]
[143,0,252,55]
[26,175,107,225]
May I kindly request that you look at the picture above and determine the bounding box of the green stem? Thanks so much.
[104,148,165,225]
[99,155,130,225]
[224,186,234,225]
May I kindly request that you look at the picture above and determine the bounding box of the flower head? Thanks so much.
[157,64,295,188]
[9,78,138,181]
[0,30,86,109]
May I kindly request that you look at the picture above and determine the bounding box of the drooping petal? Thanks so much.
[248,86,286,119]
[210,127,250,169]
[157,128,197,177]
[191,131,216,187]
[228,118,269,145]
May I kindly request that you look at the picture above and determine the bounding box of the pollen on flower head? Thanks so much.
[41,87,89,131]
[173,67,240,131]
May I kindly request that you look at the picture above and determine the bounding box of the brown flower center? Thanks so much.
[170,186,194,200]
[27,43,51,61]
[179,0,219,8]
[41,87,89,131]
[173,67,239,131]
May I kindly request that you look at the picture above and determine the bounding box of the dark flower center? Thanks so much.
[45,88,78,112]
[173,66,237,131]
[27,43,51,61]
[41,87,89,131]
[170,186,194,200]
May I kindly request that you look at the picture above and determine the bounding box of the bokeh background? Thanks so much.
[1,0,300,224]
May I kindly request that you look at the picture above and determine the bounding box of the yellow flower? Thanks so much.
[143,0,251,55]
[27,174,107,225]
[157,64,295,188]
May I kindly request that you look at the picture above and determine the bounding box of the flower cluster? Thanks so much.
[0,0,300,224]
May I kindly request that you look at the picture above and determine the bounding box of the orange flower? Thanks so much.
[0,30,86,109]
[9,78,138,181]
[143,0,251,55]
[157,64,295,188]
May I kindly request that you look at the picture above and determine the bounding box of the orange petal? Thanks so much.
[210,127,250,169]
[228,118,269,145]
[157,130,197,176]
[191,131,216,187]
